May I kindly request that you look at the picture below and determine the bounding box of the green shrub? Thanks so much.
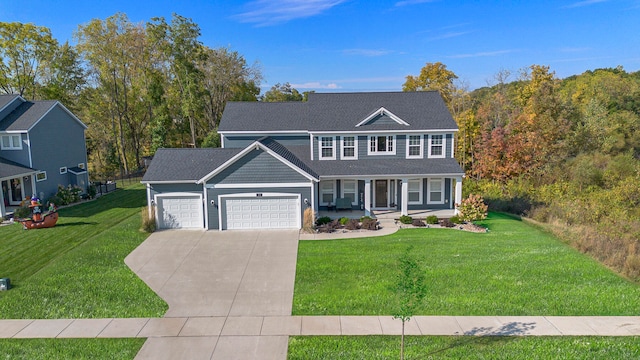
[47,195,62,207]
[316,216,332,226]
[360,215,373,222]
[449,215,461,224]
[87,184,97,199]
[54,185,83,205]
[13,206,32,219]
[457,194,488,222]
[426,215,439,224]
[339,217,349,225]
[399,215,413,224]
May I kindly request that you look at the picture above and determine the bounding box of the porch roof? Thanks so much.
[0,157,37,180]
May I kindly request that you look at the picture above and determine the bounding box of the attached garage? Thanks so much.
[156,193,203,229]
[222,194,300,230]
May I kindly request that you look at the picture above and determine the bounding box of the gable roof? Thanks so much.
[0,95,20,113]
[218,91,457,133]
[141,148,242,183]
[0,156,36,179]
[0,99,87,132]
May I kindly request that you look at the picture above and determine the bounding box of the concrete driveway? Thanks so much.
[125,229,299,359]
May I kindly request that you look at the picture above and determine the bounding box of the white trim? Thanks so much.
[203,184,209,229]
[220,129,458,135]
[367,135,396,156]
[318,136,336,160]
[319,173,465,180]
[59,167,67,174]
[356,107,410,127]
[341,179,358,205]
[146,184,153,219]
[35,171,47,182]
[427,178,445,205]
[319,179,336,206]
[220,134,226,148]
[406,134,424,159]
[154,192,205,230]
[312,129,459,135]
[26,132,32,167]
[407,179,423,205]
[206,182,312,189]
[340,135,358,160]
[428,134,446,158]
[451,134,455,158]
[0,95,22,114]
[141,180,199,184]
[197,140,318,184]
[218,130,308,135]
[0,134,22,150]
[218,192,301,231]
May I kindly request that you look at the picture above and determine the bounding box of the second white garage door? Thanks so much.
[224,196,299,230]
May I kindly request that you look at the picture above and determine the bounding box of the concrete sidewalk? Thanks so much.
[3,316,640,339]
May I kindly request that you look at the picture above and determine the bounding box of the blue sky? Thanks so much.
[2,0,639,92]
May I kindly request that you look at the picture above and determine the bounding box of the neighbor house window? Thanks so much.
[408,179,423,204]
[36,171,47,182]
[60,167,67,174]
[320,180,335,205]
[429,134,444,158]
[1,134,22,150]
[341,136,357,159]
[341,180,357,205]
[427,178,444,204]
[319,136,336,160]
[368,135,395,155]
[406,135,423,158]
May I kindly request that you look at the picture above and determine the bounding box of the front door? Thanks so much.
[375,180,388,208]
[3,178,24,205]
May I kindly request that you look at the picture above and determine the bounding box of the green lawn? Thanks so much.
[293,212,640,315]
[0,185,167,318]
[288,336,640,360]
[0,338,145,359]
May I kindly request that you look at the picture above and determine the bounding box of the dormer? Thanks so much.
[355,107,410,127]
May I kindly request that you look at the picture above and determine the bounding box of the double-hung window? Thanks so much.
[341,180,357,205]
[427,178,444,204]
[428,134,444,158]
[408,179,423,204]
[368,135,395,155]
[320,180,335,205]
[341,136,357,159]
[1,134,22,150]
[319,136,336,160]
[406,135,423,158]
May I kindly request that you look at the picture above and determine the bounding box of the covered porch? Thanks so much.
[316,208,457,221]
[1,158,38,218]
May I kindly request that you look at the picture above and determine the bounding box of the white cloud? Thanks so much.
[234,0,347,26]
[290,82,342,89]
[562,0,608,9]
[447,50,515,59]
[342,48,393,56]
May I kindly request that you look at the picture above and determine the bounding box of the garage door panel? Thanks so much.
[225,196,299,230]
[157,195,203,229]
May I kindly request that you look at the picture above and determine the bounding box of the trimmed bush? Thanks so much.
[360,215,374,222]
[399,215,413,224]
[412,219,426,227]
[339,217,349,225]
[13,206,32,219]
[449,215,462,224]
[457,194,489,222]
[426,215,439,224]
[316,216,332,226]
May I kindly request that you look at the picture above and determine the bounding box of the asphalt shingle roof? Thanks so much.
[258,137,318,179]
[0,100,57,131]
[218,91,457,133]
[0,94,19,112]
[0,157,36,179]
[141,148,242,182]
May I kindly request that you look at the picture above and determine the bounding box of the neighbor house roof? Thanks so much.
[218,91,458,133]
[0,98,87,132]
[142,148,243,183]
[0,156,36,180]
[0,94,20,112]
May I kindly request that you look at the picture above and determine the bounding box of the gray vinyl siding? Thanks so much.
[224,134,308,148]
[148,183,203,199]
[28,105,88,200]
[0,133,30,165]
[209,148,309,184]
[207,186,312,230]
[318,179,365,211]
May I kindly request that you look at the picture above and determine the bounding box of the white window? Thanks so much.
[427,178,444,204]
[341,136,357,159]
[319,136,336,160]
[341,180,357,205]
[1,134,22,150]
[60,167,67,174]
[368,135,396,155]
[408,179,423,204]
[36,171,47,182]
[78,163,85,169]
[406,135,423,159]
[319,180,335,205]
[429,134,445,158]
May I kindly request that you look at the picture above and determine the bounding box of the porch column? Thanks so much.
[31,175,37,199]
[364,179,371,216]
[401,178,408,216]
[0,189,5,217]
[454,176,463,214]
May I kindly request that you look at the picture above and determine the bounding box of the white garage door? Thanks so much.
[224,196,299,230]
[157,195,203,229]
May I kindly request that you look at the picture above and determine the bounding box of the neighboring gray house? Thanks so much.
[0,94,89,217]
[142,91,465,230]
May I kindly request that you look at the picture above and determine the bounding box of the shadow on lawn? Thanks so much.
[55,221,99,227]
[426,322,537,356]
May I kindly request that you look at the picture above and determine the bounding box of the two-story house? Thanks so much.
[142,91,465,230]
[0,94,89,218]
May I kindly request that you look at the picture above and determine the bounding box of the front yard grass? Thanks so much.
[0,185,167,319]
[288,336,640,359]
[0,338,145,359]
[293,212,640,315]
